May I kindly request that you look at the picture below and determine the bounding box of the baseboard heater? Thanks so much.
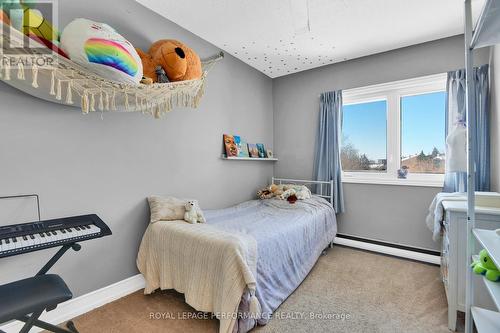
[333,233,440,265]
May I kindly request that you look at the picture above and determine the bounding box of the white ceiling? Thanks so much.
[136,0,485,78]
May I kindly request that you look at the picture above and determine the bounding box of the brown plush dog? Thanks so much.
[136,39,202,83]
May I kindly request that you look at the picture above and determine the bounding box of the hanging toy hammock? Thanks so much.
[0,21,223,118]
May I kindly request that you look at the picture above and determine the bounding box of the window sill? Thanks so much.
[342,177,444,188]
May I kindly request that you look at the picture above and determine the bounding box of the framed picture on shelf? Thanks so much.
[266,149,273,158]
[256,143,267,158]
[223,134,238,157]
[248,144,259,158]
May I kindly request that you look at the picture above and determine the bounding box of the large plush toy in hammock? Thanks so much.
[60,18,143,85]
[136,39,202,83]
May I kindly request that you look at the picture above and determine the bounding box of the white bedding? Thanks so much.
[137,221,259,333]
[137,196,337,333]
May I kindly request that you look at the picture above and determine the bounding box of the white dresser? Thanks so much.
[442,198,500,331]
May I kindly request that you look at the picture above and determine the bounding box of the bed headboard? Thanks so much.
[271,177,334,204]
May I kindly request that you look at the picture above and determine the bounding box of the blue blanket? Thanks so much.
[204,196,337,332]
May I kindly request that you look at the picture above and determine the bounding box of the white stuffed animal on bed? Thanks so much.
[295,186,312,200]
[184,200,205,224]
[280,188,296,200]
[279,185,312,201]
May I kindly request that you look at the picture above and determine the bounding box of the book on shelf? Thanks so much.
[236,137,250,157]
[248,143,259,158]
[222,134,274,159]
[223,134,238,157]
[256,143,267,158]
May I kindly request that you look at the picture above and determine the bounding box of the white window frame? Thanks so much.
[341,73,447,187]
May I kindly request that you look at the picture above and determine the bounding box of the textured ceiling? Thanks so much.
[136,0,485,78]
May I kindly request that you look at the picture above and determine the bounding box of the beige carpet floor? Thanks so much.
[63,246,460,333]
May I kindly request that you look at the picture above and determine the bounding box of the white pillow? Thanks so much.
[148,196,187,223]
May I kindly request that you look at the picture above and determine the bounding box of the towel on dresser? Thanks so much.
[426,192,466,241]
[136,221,260,333]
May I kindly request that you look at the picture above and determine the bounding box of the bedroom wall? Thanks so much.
[273,35,490,251]
[490,44,500,192]
[0,0,274,297]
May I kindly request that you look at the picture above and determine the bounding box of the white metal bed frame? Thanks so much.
[271,177,334,205]
[272,177,336,249]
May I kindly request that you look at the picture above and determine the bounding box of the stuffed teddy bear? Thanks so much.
[257,187,274,199]
[471,249,500,282]
[257,183,287,200]
[257,183,314,201]
[184,200,205,224]
[136,39,202,83]
[270,184,285,197]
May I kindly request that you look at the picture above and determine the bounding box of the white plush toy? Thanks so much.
[280,188,296,200]
[295,186,312,200]
[280,185,312,200]
[184,200,205,224]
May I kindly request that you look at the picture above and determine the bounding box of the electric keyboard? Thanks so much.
[0,214,111,258]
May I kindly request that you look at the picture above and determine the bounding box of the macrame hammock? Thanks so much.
[0,22,223,118]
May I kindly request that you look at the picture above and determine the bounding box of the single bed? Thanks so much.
[137,178,337,333]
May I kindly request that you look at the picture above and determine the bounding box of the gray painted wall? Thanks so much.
[273,35,490,251]
[490,45,500,192]
[0,1,495,298]
[0,0,274,296]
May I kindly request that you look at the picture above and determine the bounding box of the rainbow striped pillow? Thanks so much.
[61,18,143,85]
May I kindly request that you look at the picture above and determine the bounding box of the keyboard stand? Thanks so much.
[0,202,112,333]
[36,243,81,276]
[15,242,82,333]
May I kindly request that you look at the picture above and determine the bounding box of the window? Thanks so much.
[400,92,446,174]
[341,100,387,172]
[341,74,447,187]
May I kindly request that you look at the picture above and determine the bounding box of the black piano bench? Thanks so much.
[0,274,78,333]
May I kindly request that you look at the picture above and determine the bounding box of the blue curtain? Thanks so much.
[313,91,345,213]
[443,64,490,192]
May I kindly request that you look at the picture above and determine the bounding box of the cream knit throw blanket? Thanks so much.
[137,220,260,333]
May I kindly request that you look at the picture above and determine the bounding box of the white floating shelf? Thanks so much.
[221,155,278,161]
[483,277,500,311]
[473,228,500,268]
[471,306,500,332]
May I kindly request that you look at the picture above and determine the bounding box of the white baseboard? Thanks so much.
[0,274,145,333]
[334,237,441,265]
